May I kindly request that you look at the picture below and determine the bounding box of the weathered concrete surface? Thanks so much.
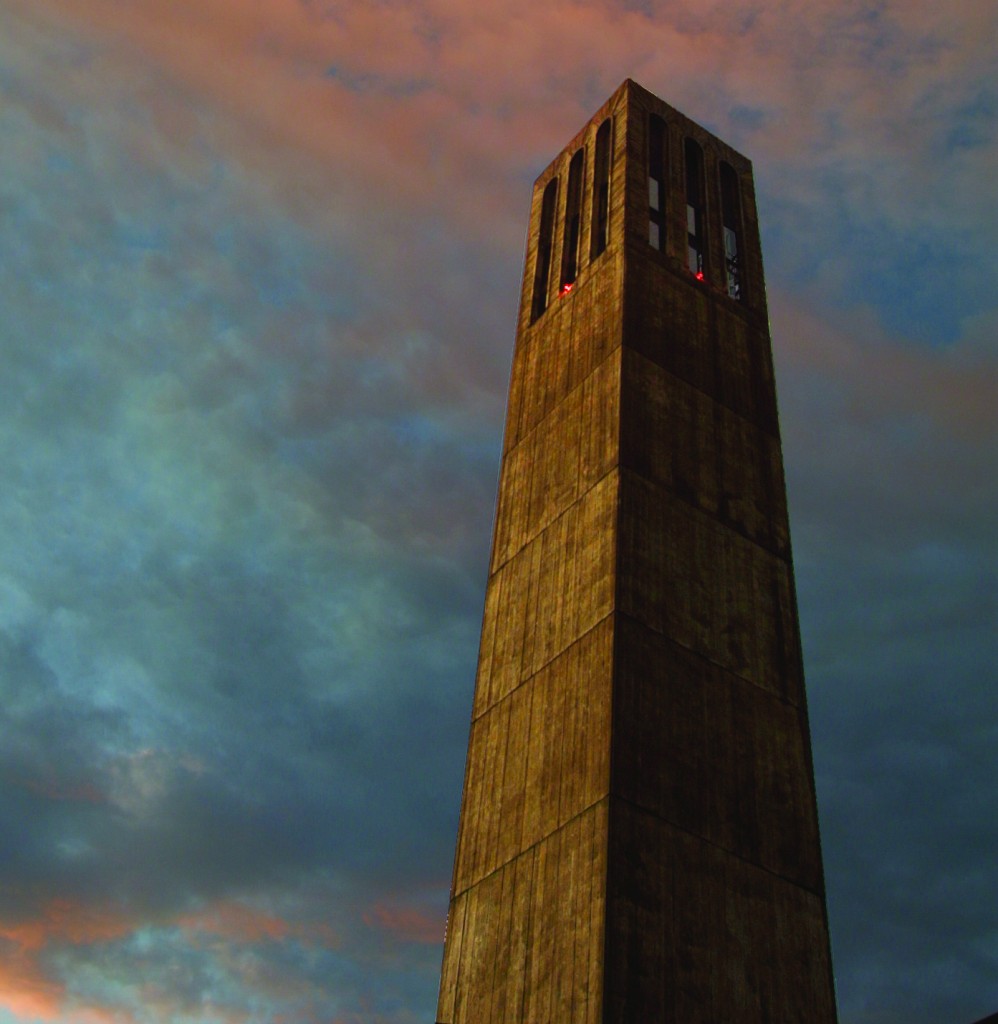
[436,79,837,1024]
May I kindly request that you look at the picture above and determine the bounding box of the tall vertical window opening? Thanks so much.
[590,119,612,259]
[720,162,743,300]
[560,148,585,293]
[648,115,666,250]
[531,178,558,321]
[685,138,706,279]
[532,177,560,319]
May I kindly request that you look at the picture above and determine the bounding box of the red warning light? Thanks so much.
[695,271,704,281]
[560,282,574,296]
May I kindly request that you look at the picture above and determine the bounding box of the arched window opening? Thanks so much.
[648,115,666,250]
[684,138,706,280]
[560,148,585,293]
[720,162,743,300]
[590,119,612,259]
[531,178,558,322]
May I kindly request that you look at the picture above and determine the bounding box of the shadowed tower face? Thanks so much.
[435,80,838,1023]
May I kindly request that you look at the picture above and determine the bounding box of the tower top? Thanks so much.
[535,79,753,188]
[521,78,767,345]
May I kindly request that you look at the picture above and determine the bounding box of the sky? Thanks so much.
[0,1,995,1022]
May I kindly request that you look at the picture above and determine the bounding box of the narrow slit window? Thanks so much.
[590,119,612,259]
[531,178,558,322]
[685,137,706,280]
[648,115,666,250]
[560,148,585,293]
[720,161,743,300]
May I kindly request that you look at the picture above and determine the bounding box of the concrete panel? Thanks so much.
[624,256,779,435]
[440,802,608,1024]
[490,439,532,573]
[612,613,824,889]
[516,471,617,685]
[579,353,620,491]
[617,468,802,699]
[526,396,582,546]
[522,803,608,1024]
[495,343,621,576]
[436,883,468,1023]
[625,263,717,401]
[621,346,790,555]
[475,544,528,716]
[458,615,614,897]
[605,798,837,1023]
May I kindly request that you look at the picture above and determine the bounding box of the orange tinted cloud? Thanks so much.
[0,900,135,1022]
[0,952,63,1020]
[0,899,133,952]
[364,899,444,945]
[177,900,290,942]
[177,900,341,948]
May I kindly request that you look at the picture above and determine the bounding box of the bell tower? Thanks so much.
[435,79,837,1023]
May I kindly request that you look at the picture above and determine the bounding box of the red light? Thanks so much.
[560,282,574,295]
[695,271,704,281]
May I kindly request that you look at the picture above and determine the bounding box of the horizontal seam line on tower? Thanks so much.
[617,462,789,561]
[500,337,621,458]
[634,249,769,326]
[612,792,826,899]
[623,342,781,439]
[492,453,789,573]
[451,794,610,903]
[472,596,805,728]
[487,460,621,580]
[614,608,802,710]
[470,608,616,724]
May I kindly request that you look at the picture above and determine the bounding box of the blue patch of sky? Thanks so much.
[835,227,988,346]
[617,0,655,15]
[389,413,445,447]
[276,435,326,469]
[325,64,430,99]
[728,104,769,135]
[943,87,996,154]
[761,193,991,346]
[117,222,169,254]
[44,151,73,175]
[5,108,365,432]
[7,59,364,359]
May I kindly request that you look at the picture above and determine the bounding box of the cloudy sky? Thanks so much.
[1,1,995,1022]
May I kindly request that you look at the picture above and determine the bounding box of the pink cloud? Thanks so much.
[12,0,988,269]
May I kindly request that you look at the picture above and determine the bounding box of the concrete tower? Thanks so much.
[435,80,837,1023]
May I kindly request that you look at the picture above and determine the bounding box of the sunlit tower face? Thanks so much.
[435,79,838,1024]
